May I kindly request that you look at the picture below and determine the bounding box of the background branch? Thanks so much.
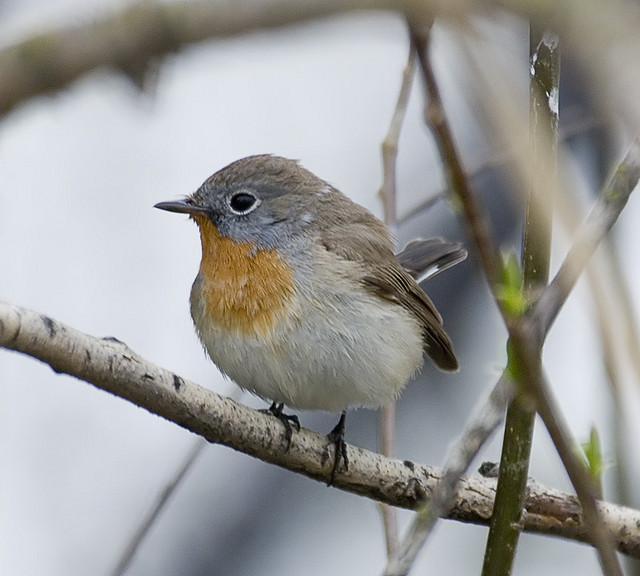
[376,42,416,559]
[482,27,559,576]
[534,136,640,338]
[409,21,502,290]
[409,15,638,575]
[386,375,513,576]
[110,439,207,576]
[0,0,420,116]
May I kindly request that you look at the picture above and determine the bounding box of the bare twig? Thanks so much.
[397,111,605,228]
[110,439,207,576]
[379,45,416,228]
[408,17,635,576]
[377,42,416,559]
[507,320,623,576]
[513,138,640,576]
[494,135,640,576]
[385,23,509,573]
[2,301,640,555]
[385,375,514,576]
[533,136,640,339]
[378,402,398,557]
[409,21,502,290]
[384,23,507,574]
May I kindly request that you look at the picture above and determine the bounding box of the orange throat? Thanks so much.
[192,215,296,336]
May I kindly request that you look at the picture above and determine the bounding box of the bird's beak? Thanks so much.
[154,199,209,216]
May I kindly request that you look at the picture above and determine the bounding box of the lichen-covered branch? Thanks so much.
[1,300,640,557]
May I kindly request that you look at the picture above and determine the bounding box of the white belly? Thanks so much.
[190,272,424,413]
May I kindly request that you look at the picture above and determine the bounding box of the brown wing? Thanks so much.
[317,197,459,372]
[361,265,459,372]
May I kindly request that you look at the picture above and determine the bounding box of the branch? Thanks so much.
[409,19,635,576]
[482,27,559,576]
[2,301,640,557]
[533,136,640,339]
[110,439,207,576]
[377,42,416,558]
[0,0,426,116]
[409,21,502,290]
[379,44,415,229]
[386,25,510,573]
[386,374,514,576]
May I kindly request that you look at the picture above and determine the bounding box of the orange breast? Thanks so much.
[193,215,296,336]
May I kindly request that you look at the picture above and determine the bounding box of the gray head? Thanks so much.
[155,155,330,249]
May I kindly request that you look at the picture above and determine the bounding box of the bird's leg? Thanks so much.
[327,411,348,485]
[262,402,300,450]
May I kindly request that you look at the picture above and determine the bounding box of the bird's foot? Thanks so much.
[262,402,300,450]
[327,412,348,486]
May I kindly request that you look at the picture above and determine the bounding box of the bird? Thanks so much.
[155,154,465,483]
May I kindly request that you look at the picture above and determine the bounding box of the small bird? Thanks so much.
[155,155,465,483]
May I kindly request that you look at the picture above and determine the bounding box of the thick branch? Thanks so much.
[1,300,640,556]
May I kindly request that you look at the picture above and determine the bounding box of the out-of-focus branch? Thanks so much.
[0,0,431,116]
[385,24,512,575]
[110,439,207,576]
[2,300,640,556]
[3,0,640,137]
[406,16,637,576]
[386,375,514,576]
[409,21,502,290]
[384,24,510,575]
[379,45,415,229]
[533,137,640,339]
[482,28,559,576]
[377,44,416,559]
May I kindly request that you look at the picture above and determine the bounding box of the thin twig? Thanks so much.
[406,18,635,576]
[519,136,640,576]
[497,136,640,576]
[385,22,516,574]
[110,439,207,576]
[409,21,502,291]
[397,111,604,228]
[377,42,416,559]
[385,375,514,576]
[378,403,398,557]
[533,136,640,339]
[379,45,416,228]
[385,23,509,573]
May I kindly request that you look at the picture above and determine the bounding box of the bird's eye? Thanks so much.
[229,192,260,215]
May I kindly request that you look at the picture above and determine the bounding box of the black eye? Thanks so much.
[229,192,259,214]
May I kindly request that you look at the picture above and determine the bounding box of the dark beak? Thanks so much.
[154,199,209,215]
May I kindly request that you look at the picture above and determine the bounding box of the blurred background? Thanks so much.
[1,1,639,575]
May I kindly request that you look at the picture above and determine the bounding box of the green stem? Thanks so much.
[482,25,559,576]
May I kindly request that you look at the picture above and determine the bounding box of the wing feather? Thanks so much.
[317,204,459,372]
